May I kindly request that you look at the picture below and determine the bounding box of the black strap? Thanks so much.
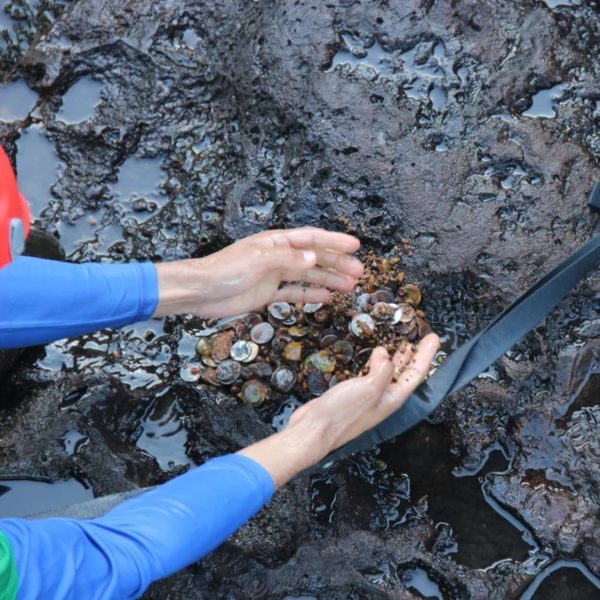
[589,181,600,210]
[322,231,600,466]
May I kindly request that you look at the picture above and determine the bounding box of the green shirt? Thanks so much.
[0,531,18,600]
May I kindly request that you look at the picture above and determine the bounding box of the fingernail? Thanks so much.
[303,250,316,263]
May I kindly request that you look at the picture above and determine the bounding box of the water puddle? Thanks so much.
[0,477,93,518]
[310,471,338,525]
[182,28,201,49]
[0,3,13,31]
[105,319,171,390]
[37,319,171,393]
[520,559,600,599]
[56,76,103,124]
[541,0,583,8]
[16,123,61,219]
[522,83,567,119]
[136,391,194,471]
[326,34,462,112]
[381,425,535,568]
[272,396,303,431]
[59,429,89,456]
[324,422,536,569]
[110,156,167,221]
[56,209,104,257]
[556,373,600,428]
[401,566,443,599]
[0,79,38,122]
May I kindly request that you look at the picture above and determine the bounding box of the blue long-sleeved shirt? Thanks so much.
[0,256,158,349]
[0,257,276,599]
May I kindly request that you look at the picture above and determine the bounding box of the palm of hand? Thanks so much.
[182,228,363,319]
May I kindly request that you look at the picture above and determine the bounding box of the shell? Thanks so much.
[247,361,274,380]
[371,302,396,322]
[288,325,309,339]
[195,338,210,357]
[319,328,340,348]
[269,302,293,321]
[216,359,242,385]
[355,293,371,311]
[349,313,376,338]
[282,340,303,362]
[250,322,275,344]
[200,367,219,385]
[271,366,298,393]
[210,333,233,362]
[307,349,336,374]
[398,284,422,306]
[307,371,327,395]
[372,288,394,303]
[201,355,218,368]
[271,332,293,356]
[241,379,270,406]
[180,363,202,383]
[230,340,259,363]
[303,302,323,314]
[395,303,416,323]
[332,340,354,364]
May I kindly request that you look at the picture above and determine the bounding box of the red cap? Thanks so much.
[0,146,30,268]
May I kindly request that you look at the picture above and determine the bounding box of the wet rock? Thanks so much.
[1,0,599,598]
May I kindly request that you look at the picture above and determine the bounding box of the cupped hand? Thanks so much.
[238,333,441,488]
[153,227,364,318]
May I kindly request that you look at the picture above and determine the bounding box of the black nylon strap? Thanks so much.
[588,181,600,210]
[322,232,600,466]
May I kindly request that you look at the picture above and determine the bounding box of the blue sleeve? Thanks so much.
[0,256,158,349]
[0,454,275,600]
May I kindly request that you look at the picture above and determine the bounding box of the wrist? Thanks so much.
[238,414,330,489]
[153,260,201,317]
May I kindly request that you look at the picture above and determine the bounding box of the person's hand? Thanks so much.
[238,333,441,488]
[153,227,364,318]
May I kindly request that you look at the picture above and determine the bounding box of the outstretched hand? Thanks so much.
[153,227,364,318]
[238,333,441,488]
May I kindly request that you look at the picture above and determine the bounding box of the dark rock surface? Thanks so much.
[1,0,599,598]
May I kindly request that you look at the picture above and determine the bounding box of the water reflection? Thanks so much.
[0,478,93,518]
[16,124,61,219]
[0,80,37,122]
[56,76,103,124]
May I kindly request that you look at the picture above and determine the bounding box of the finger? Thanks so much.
[392,341,415,379]
[382,333,440,410]
[263,246,318,272]
[273,285,332,304]
[362,347,394,397]
[275,227,361,253]
[314,249,364,278]
[284,267,358,291]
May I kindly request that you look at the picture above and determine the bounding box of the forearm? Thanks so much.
[0,257,158,349]
[238,408,330,488]
[0,454,274,600]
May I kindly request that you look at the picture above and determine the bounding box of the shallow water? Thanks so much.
[402,567,443,599]
[136,393,194,471]
[15,124,61,219]
[521,559,600,599]
[56,76,103,124]
[380,425,535,568]
[0,79,37,122]
[110,156,168,219]
[522,84,567,119]
[0,478,93,518]
[326,35,458,112]
[541,0,583,7]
